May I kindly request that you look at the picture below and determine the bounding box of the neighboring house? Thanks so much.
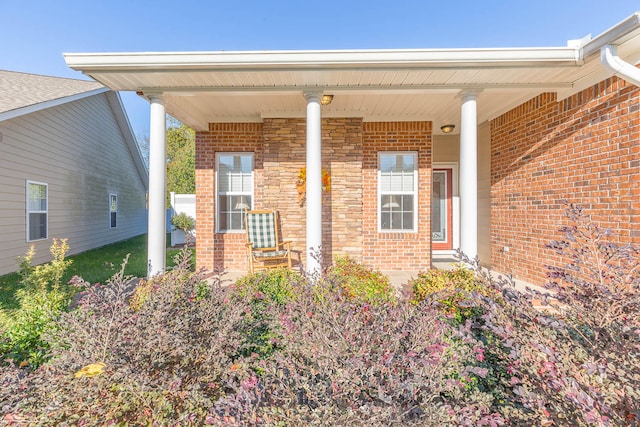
[0,70,148,276]
[66,12,640,286]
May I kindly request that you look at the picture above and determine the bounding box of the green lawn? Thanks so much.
[0,234,194,310]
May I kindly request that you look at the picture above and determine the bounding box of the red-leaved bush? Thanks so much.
[1,205,638,426]
[1,251,251,425]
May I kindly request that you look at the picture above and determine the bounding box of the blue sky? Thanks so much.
[3,0,638,139]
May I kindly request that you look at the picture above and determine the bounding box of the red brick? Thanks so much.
[491,77,640,286]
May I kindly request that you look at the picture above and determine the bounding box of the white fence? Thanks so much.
[169,192,196,246]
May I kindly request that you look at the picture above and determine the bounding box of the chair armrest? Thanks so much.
[277,240,292,250]
[246,242,254,249]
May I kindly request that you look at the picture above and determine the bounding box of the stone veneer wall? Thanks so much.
[491,76,640,286]
[195,119,433,273]
[261,118,364,268]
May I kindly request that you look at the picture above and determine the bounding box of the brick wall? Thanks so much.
[362,122,433,271]
[196,119,433,273]
[195,123,263,271]
[491,77,640,285]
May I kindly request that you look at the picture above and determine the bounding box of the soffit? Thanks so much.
[65,27,640,132]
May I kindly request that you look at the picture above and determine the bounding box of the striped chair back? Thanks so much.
[246,211,277,249]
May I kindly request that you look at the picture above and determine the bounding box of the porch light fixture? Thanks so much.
[320,94,334,105]
[440,124,455,134]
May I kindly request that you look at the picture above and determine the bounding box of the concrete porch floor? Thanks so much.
[212,254,554,309]
[213,254,464,292]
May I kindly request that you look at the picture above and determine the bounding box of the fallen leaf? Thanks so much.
[74,362,106,378]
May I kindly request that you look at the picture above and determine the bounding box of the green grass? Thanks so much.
[0,234,195,310]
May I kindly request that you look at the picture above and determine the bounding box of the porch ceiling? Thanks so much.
[65,14,640,132]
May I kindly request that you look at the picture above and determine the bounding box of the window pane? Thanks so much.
[231,195,251,211]
[218,155,234,169]
[219,195,229,212]
[381,172,413,192]
[218,211,229,230]
[240,155,252,173]
[380,174,390,192]
[378,153,416,231]
[110,212,117,228]
[221,171,248,192]
[380,155,414,192]
[218,168,231,192]
[230,212,242,230]
[390,174,403,192]
[110,195,117,212]
[402,212,414,230]
[381,212,391,229]
[401,195,413,211]
[242,173,252,192]
[391,212,402,229]
[402,172,413,191]
[28,183,46,211]
[402,155,414,172]
[380,155,395,173]
[381,195,400,211]
[29,213,47,240]
[218,194,252,231]
[218,155,253,193]
[217,154,253,231]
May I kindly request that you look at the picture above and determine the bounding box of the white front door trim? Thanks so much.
[433,162,459,256]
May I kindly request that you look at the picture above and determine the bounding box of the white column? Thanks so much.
[147,94,167,276]
[459,92,478,261]
[304,92,323,275]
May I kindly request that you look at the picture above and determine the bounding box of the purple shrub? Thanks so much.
[545,202,640,341]
[457,202,640,426]
[1,252,251,425]
[213,280,505,426]
[2,211,638,426]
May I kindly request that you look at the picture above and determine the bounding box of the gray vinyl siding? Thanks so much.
[0,93,147,275]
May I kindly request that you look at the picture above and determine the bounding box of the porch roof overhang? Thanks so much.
[65,12,640,132]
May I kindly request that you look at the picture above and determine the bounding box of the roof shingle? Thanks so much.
[0,70,103,115]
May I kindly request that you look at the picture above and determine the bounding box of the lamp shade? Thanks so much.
[321,94,334,105]
[440,124,455,133]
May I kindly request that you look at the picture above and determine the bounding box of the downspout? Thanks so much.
[601,44,640,87]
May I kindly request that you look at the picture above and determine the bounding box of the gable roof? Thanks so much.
[0,70,106,120]
[65,12,640,133]
[0,70,148,190]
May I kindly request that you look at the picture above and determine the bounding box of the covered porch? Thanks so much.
[64,13,640,281]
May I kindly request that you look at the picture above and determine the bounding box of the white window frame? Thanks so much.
[216,152,254,233]
[378,152,418,233]
[26,180,48,242]
[109,193,118,229]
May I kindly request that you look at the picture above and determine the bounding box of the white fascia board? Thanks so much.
[0,87,109,122]
[64,47,579,73]
[581,12,640,58]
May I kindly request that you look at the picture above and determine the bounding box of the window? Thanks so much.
[109,194,118,228]
[378,152,417,231]
[26,181,48,241]
[216,153,253,232]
